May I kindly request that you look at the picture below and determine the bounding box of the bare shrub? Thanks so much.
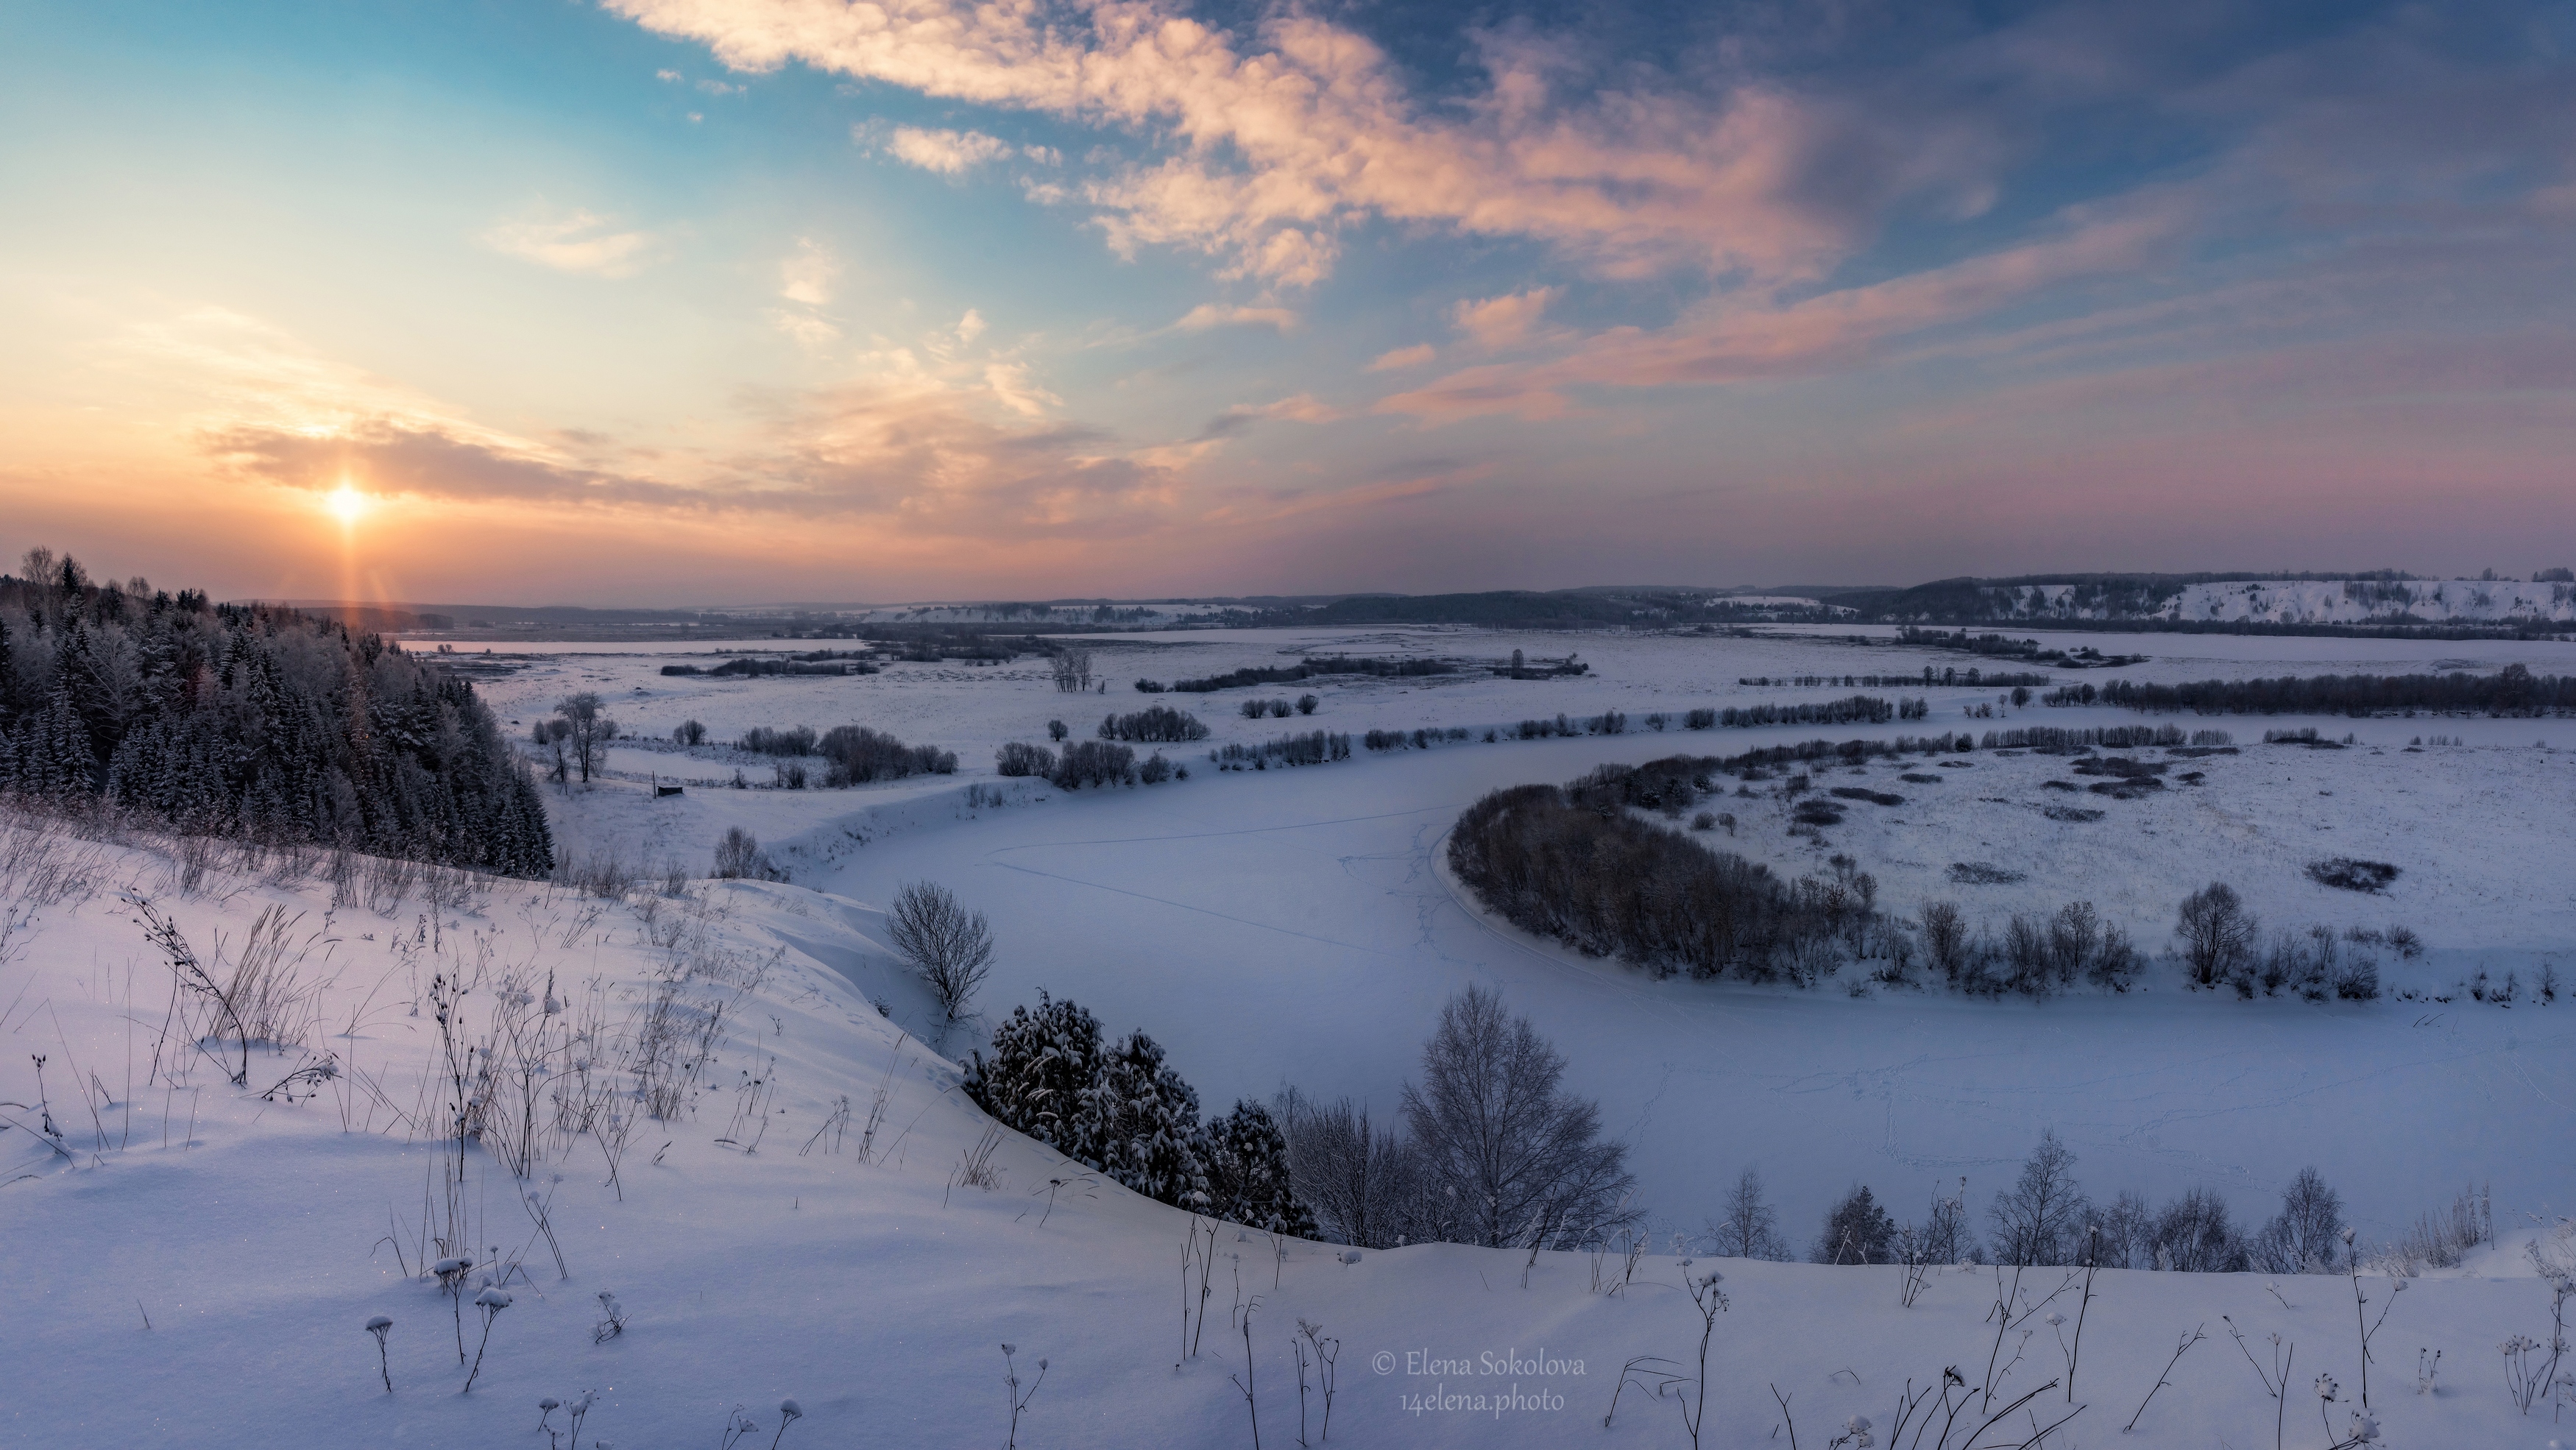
[1401,985,1633,1251]
[1048,740,1133,789]
[712,827,783,882]
[818,725,955,784]
[1098,706,1209,743]
[1709,1167,1792,1260]
[886,881,995,1021]
[554,693,616,784]
[1920,901,1971,983]
[2249,1167,2347,1274]
[1989,1129,2090,1266]
[556,847,640,898]
[1049,648,1094,693]
[994,742,1055,777]
[1278,1091,1418,1250]
[2151,1187,2246,1272]
[2175,882,2256,988]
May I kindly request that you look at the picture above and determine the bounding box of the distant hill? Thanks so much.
[1833,573,2576,627]
[1294,588,1843,628]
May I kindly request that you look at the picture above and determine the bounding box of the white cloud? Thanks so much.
[1175,303,1299,333]
[882,126,1017,175]
[956,308,986,344]
[481,209,656,278]
[779,238,839,305]
[983,361,1059,417]
[656,68,683,82]
[767,310,842,349]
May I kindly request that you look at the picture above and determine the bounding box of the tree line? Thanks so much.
[2049,664,2576,716]
[1147,654,1456,693]
[0,548,552,875]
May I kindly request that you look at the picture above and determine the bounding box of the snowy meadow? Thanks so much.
[10,621,2576,1447]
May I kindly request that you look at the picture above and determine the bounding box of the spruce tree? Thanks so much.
[1198,1100,1317,1236]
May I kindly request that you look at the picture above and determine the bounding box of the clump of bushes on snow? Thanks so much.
[2175,883,2382,1000]
[1364,726,1473,751]
[734,724,957,784]
[2307,857,2399,893]
[994,741,1054,777]
[1211,732,1348,770]
[737,725,818,757]
[820,726,956,784]
[1785,1132,2368,1276]
[1915,899,2142,997]
[1098,705,1209,743]
[1050,740,1136,789]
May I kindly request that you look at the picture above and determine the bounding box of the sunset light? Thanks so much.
[325,484,369,526]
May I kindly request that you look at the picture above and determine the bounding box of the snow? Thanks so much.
[1969,578,2576,625]
[11,623,2576,1446]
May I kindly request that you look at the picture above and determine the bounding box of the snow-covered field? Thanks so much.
[463,626,2576,1231]
[12,623,2576,1446]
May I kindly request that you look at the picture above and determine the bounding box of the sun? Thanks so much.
[325,484,370,525]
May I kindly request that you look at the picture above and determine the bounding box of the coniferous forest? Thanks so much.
[0,548,551,876]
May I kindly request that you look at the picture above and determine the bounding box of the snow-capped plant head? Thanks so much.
[460,1289,512,1393]
[2346,1412,2381,1443]
[778,1399,802,1423]
[362,1315,397,1393]
[2313,1373,2338,1401]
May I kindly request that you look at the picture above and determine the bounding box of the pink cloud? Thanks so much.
[1451,288,1558,349]
[1365,344,1436,372]
[1379,195,2193,420]
[606,0,1995,286]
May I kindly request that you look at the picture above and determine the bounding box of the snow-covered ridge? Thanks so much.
[1984,579,2576,625]
[10,813,2576,1447]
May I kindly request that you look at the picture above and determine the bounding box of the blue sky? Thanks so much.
[2,0,2572,603]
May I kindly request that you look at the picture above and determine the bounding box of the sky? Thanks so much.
[2,0,2572,606]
